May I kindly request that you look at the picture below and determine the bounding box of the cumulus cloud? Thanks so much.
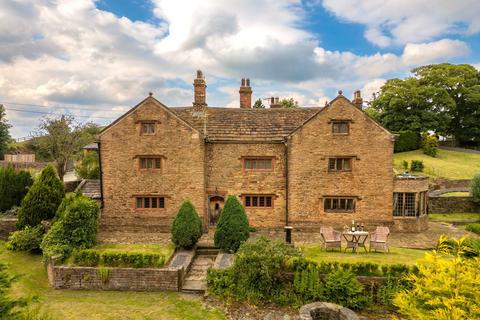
[0,0,477,137]
[322,0,480,47]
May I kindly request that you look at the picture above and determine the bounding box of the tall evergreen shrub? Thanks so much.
[0,166,33,212]
[171,201,203,248]
[16,165,64,228]
[394,130,420,153]
[214,195,249,253]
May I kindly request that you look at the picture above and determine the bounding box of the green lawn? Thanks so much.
[0,242,225,320]
[393,149,480,179]
[439,192,471,197]
[300,245,427,266]
[428,213,480,223]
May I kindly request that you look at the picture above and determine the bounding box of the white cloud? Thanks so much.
[0,0,477,137]
[322,0,480,47]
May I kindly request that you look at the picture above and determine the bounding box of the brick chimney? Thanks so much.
[193,70,207,108]
[239,78,252,108]
[269,97,282,108]
[352,90,363,109]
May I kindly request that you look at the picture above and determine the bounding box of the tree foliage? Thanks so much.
[33,116,101,178]
[0,166,33,212]
[371,77,453,135]
[214,195,250,253]
[394,236,480,319]
[74,151,99,179]
[280,98,299,108]
[0,105,11,159]
[41,195,99,260]
[372,64,480,147]
[16,165,65,228]
[171,201,203,248]
[252,98,265,109]
[394,130,420,153]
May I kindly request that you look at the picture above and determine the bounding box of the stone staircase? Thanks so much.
[181,246,219,294]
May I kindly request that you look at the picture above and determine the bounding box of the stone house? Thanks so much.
[97,71,428,240]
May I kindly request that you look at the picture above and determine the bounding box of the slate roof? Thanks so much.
[76,179,101,199]
[171,107,321,141]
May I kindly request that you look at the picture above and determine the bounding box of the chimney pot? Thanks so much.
[352,90,363,109]
[193,70,207,108]
[239,77,252,108]
[270,96,282,108]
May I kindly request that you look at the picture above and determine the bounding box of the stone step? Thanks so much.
[196,246,220,256]
[181,280,206,294]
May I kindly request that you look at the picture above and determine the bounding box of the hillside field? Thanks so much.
[393,149,480,180]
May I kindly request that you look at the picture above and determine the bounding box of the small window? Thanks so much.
[244,195,273,208]
[141,122,155,135]
[324,197,355,213]
[135,196,165,209]
[332,121,349,134]
[140,157,162,169]
[244,158,273,171]
[328,158,352,172]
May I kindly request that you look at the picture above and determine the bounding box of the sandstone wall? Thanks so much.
[429,196,478,213]
[206,143,285,228]
[0,217,17,240]
[99,98,206,233]
[288,96,395,229]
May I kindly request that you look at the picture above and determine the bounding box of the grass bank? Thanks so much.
[393,149,480,179]
[428,213,480,224]
[0,242,225,320]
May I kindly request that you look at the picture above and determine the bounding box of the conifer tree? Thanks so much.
[16,164,65,228]
[214,195,249,253]
[171,201,203,248]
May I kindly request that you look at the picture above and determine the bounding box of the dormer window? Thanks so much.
[332,121,349,135]
[141,122,156,135]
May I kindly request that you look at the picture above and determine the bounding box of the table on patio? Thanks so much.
[343,231,369,253]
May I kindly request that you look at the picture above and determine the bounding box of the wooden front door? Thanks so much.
[208,195,224,226]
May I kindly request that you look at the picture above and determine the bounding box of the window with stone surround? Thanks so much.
[135,196,165,209]
[243,157,273,171]
[393,192,426,217]
[244,195,273,208]
[328,157,352,171]
[324,197,355,213]
[140,122,156,135]
[332,121,349,134]
[139,157,162,170]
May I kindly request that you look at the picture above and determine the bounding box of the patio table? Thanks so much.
[343,231,369,253]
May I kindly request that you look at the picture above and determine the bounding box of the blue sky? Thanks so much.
[1,0,480,138]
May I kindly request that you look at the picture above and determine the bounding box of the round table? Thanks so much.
[343,231,369,253]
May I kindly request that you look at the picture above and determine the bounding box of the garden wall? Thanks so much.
[429,178,471,190]
[0,217,17,240]
[428,196,478,213]
[47,249,195,291]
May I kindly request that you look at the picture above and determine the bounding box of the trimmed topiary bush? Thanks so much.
[171,201,203,248]
[16,165,65,228]
[6,225,44,252]
[214,195,250,253]
[394,130,420,153]
[471,174,480,205]
[0,165,33,213]
[41,195,99,261]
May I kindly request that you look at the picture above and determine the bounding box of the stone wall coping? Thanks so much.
[429,188,471,197]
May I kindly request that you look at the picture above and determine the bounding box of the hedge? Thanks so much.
[394,130,420,153]
[71,249,166,268]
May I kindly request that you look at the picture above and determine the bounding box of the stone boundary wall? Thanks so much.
[47,249,195,291]
[48,264,182,291]
[429,196,478,213]
[0,160,52,170]
[430,178,471,191]
[0,217,17,240]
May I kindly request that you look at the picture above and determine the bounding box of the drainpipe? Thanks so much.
[284,137,289,226]
[97,141,104,209]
